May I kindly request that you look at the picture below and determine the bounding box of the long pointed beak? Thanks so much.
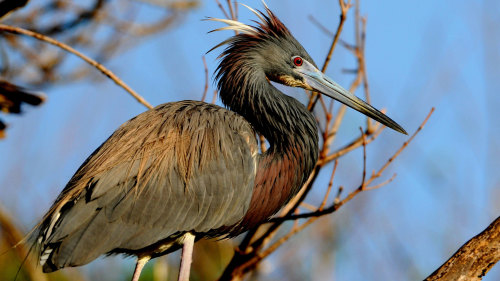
[295,61,407,135]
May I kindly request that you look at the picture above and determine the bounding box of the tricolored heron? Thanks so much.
[35,3,406,281]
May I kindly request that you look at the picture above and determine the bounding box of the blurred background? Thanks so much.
[0,0,499,280]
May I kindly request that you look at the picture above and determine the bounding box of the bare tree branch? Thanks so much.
[425,216,500,281]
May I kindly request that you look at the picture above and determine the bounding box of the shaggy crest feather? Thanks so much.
[206,2,291,54]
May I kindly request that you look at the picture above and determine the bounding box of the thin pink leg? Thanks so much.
[131,256,150,281]
[177,233,195,281]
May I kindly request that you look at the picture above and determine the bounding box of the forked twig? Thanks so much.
[319,160,338,210]
[271,107,435,223]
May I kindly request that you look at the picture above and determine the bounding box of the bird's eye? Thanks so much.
[293,57,303,67]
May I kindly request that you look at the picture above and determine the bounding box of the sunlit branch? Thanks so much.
[270,107,434,223]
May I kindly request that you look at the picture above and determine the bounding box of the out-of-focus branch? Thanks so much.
[101,8,180,36]
[0,80,44,113]
[34,0,106,36]
[0,205,47,281]
[0,24,153,109]
[425,216,500,281]
[0,80,45,138]
[0,0,29,19]
[0,0,197,138]
[2,0,196,87]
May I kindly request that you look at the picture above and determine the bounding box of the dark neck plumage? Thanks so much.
[217,64,319,232]
[211,5,320,233]
[218,66,318,161]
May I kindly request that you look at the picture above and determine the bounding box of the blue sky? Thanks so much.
[1,0,499,280]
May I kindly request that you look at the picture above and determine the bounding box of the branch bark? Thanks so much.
[425,216,500,281]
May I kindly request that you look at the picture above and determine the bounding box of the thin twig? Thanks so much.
[214,0,230,19]
[322,0,350,73]
[227,0,236,20]
[325,3,365,142]
[234,0,238,20]
[308,14,334,37]
[201,56,209,102]
[363,107,435,187]
[359,17,373,131]
[308,0,351,110]
[299,202,318,211]
[326,67,365,145]
[360,127,367,189]
[355,0,360,47]
[211,89,218,104]
[320,125,383,165]
[257,216,318,262]
[319,160,338,210]
[365,173,397,190]
[334,185,344,204]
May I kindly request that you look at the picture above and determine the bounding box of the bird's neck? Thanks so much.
[219,71,319,231]
[220,71,318,151]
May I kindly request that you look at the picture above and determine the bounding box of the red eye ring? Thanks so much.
[293,57,303,66]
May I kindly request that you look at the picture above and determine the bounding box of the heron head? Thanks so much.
[208,3,406,135]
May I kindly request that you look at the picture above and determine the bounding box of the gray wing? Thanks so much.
[38,100,258,271]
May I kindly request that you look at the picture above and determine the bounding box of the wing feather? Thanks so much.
[38,100,258,271]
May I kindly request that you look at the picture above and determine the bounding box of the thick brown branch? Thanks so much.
[425,216,500,281]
